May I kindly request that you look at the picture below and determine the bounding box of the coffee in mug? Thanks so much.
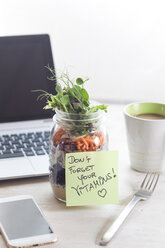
[135,113,165,120]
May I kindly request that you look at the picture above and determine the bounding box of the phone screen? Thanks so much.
[0,198,53,240]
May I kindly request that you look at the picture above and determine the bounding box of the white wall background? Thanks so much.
[1,0,165,103]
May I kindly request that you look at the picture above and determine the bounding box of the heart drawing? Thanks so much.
[98,188,107,198]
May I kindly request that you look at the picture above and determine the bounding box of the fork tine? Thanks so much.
[150,174,159,192]
[148,173,157,191]
[144,173,153,189]
[140,172,149,188]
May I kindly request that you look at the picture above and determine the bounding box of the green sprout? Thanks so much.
[35,65,107,115]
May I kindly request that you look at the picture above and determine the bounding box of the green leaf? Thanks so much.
[61,95,70,105]
[43,99,56,110]
[76,78,84,85]
[56,83,63,96]
[87,104,108,113]
[50,95,55,102]
[72,86,82,100]
[80,88,89,101]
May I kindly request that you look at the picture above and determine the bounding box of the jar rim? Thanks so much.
[53,108,105,123]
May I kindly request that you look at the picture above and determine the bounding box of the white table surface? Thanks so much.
[0,104,164,248]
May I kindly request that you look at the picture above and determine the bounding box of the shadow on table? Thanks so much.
[0,175,49,187]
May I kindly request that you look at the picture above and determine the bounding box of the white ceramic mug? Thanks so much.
[124,102,165,172]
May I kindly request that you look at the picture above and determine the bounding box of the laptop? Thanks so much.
[0,34,56,180]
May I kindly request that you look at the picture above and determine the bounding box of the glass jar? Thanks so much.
[49,109,109,202]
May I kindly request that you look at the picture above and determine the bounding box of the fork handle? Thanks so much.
[99,195,140,246]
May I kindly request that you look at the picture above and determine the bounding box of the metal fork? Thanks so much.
[99,172,159,246]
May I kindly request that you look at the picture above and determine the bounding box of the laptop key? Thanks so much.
[22,140,31,144]
[13,149,22,153]
[0,152,24,159]
[11,134,18,137]
[23,148,33,152]
[27,132,34,136]
[19,133,27,138]
[44,136,50,141]
[44,131,50,136]
[35,149,45,156]
[2,150,12,154]
[35,142,45,147]
[4,145,14,150]
[3,137,12,142]
[2,141,10,146]
[36,132,42,136]
[11,140,21,145]
[26,143,35,148]
[33,147,43,151]
[25,150,35,156]
[16,144,25,149]
[31,138,41,143]
[2,135,9,138]
[33,147,45,154]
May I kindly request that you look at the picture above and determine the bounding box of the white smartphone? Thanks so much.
[0,195,57,248]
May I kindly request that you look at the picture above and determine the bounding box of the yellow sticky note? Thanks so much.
[65,151,118,206]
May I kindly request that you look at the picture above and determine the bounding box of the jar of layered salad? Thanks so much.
[49,109,109,202]
[35,66,108,202]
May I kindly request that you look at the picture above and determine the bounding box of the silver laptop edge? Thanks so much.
[0,119,53,180]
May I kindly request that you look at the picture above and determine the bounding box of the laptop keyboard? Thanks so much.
[0,131,50,159]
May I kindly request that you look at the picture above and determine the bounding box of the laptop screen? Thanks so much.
[0,34,56,123]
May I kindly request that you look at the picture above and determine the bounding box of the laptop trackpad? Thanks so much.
[0,158,35,179]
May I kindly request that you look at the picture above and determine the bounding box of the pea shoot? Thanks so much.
[36,65,107,114]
